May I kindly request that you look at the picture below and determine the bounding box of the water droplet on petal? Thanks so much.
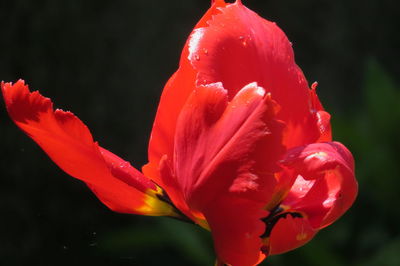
[238,35,251,47]
[194,54,200,61]
[239,36,247,47]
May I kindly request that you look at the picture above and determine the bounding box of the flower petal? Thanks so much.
[146,0,229,167]
[145,0,323,212]
[260,142,357,254]
[1,80,174,216]
[167,81,284,264]
[173,82,284,210]
[286,82,332,146]
[281,142,358,228]
[185,1,321,148]
[203,194,266,266]
[267,213,317,255]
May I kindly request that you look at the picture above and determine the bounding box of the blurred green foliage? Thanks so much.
[0,0,399,265]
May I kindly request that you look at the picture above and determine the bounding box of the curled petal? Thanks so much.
[262,142,357,255]
[173,82,284,210]
[308,82,332,142]
[169,81,284,265]
[281,142,358,228]
[2,80,174,216]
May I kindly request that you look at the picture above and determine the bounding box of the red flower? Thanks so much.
[2,1,357,265]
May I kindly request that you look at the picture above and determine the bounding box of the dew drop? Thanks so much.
[239,35,251,47]
[311,81,318,90]
[203,48,208,55]
[194,54,200,61]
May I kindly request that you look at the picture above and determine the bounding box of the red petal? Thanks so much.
[173,82,284,210]
[203,195,267,266]
[146,0,325,208]
[184,1,322,147]
[285,82,332,146]
[146,1,228,167]
[167,81,283,265]
[2,80,173,216]
[268,214,317,255]
[281,142,358,228]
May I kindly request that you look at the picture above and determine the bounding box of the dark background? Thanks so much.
[1,0,399,265]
